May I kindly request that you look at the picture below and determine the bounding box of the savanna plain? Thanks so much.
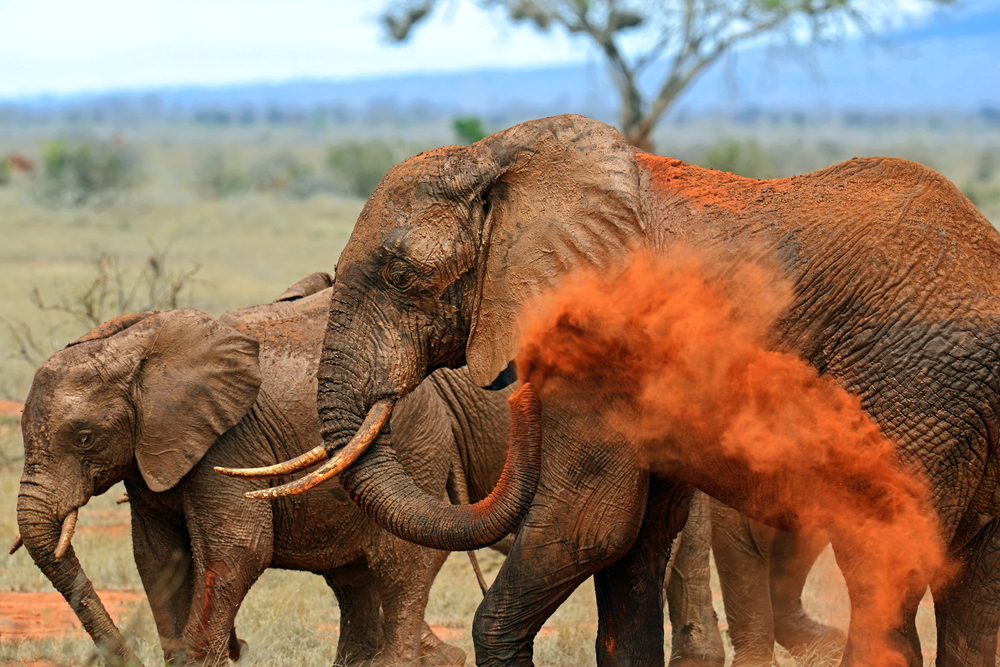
[1,113,998,665]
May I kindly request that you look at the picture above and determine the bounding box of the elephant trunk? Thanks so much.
[338,383,543,552]
[17,479,142,667]
[302,285,542,551]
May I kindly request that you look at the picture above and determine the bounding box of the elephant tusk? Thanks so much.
[54,508,78,560]
[9,533,22,555]
[245,398,396,500]
[115,492,129,505]
[215,444,328,479]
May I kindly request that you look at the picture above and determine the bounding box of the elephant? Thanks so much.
[14,268,824,667]
[228,113,1000,667]
[15,272,530,667]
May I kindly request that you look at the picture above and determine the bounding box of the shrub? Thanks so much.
[195,153,252,198]
[0,159,9,186]
[326,141,400,198]
[702,139,777,179]
[452,116,488,144]
[249,153,329,199]
[3,246,201,369]
[37,138,140,205]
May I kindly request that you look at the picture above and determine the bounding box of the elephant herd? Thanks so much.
[14,114,1000,667]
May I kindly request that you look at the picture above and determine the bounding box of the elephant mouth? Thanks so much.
[215,397,397,498]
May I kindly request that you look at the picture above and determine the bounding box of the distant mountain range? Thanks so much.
[3,5,998,120]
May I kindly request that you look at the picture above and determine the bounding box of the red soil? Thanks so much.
[0,591,144,642]
[0,401,23,418]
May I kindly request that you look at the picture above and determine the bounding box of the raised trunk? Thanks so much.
[17,484,142,667]
[338,384,543,552]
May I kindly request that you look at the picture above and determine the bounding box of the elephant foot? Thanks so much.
[773,610,845,657]
[668,621,726,667]
[668,658,726,667]
[228,637,249,662]
[420,623,466,666]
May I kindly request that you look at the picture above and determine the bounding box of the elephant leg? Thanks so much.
[932,516,1000,667]
[710,496,774,667]
[768,529,844,654]
[370,539,439,666]
[420,621,467,666]
[594,474,693,667]
[178,498,272,666]
[178,543,269,665]
[324,566,381,666]
[129,501,193,664]
[417,549,467,667]
[666,491,725,667]
[834,541,923,667]
[472,413,649,667]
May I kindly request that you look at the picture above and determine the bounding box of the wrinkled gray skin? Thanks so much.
[302,114,1000,666]
[16,273,516,667]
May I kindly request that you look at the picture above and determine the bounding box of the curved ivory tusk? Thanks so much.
[54,508,78,560]
[245,398,396,500]
[9,533,22,555]
[215,444,328,479]
[115,492,129,505]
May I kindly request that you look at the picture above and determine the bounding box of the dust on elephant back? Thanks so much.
[515,246,948,666]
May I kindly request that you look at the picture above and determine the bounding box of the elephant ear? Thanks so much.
[132,309,262,492]
[66,311,159,347]
[273,271,333,302]
[465,115,645,388]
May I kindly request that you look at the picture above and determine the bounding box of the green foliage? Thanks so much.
[196,153,327,199]
[195,153,253,197]
[961,148,1000,209]
[702,139,778,179]
[0,158,9,186]
[38,139,140,205]
[326,141,400,198]
[452,116,489,144]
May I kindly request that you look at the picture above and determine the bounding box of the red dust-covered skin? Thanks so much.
[517,250,948,667]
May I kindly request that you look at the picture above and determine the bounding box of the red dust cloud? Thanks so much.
[515,248,948,666]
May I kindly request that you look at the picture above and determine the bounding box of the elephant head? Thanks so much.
[17,309,261,666]
[226,115,643,550]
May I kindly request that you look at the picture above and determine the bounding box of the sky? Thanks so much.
[0,0,976,99]
[0,0,584,98]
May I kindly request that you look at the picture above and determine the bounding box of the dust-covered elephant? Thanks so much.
[14,273,529,667]
[231,115,1000,667]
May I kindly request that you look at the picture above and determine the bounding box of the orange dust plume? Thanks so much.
[516,248,948,667]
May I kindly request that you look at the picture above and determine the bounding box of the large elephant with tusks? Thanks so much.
[227,115,1000,667]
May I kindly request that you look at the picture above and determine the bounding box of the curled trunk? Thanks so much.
[339,383,543,552]
[17,487,142,667]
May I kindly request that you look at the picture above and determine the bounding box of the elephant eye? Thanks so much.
[382,260,418,292]
[76,430,96,450]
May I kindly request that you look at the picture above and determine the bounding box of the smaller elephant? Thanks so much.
[15,273,521,666]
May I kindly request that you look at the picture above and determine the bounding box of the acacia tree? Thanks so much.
[383,0,949,151]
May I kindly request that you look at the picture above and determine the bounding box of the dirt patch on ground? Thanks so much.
[0,591,144,642]
[0,401,23,418]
